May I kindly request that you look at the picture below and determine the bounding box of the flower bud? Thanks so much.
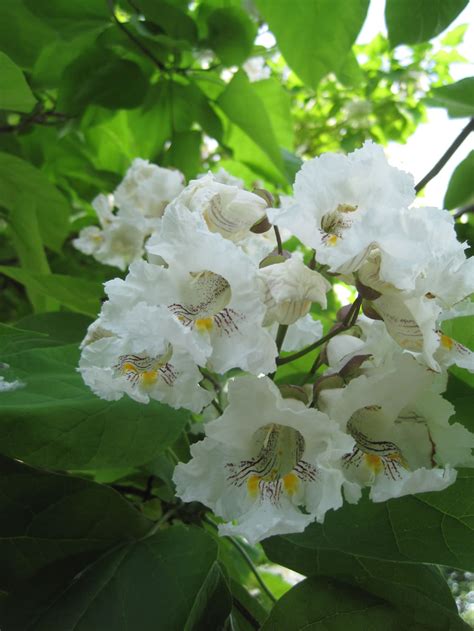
[278,384,309,405]
[312,374,344,401]
[250,215,272,234]
[339,353,372,380]
[252,188,274,207]
[336,304,352,322]
[355,277,382,300]
[362,299,383,321]
[259,256,331,325]
[259,253,290,268]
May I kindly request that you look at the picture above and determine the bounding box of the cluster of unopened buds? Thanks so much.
[78,143,474,544]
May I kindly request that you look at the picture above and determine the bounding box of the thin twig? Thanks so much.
[415,117,474,194]
[227,537,277,604]
[203,516,276,603]
[277,295,362,367]
[106,0,166,71]
[111,484,149,499]
[274,225,283,255]
[211,399,223,415]
[143,507,179,539]
[144,475,154,501]
[306,352,324,381]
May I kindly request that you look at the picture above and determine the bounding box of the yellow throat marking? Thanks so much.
[195,317,214,332]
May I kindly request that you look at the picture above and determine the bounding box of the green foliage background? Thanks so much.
[0,0,473,629]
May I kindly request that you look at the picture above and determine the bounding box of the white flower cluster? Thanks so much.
[78,144,474,544]
[73,159,185,270]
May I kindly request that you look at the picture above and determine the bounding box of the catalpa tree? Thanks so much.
[0,0,473,629]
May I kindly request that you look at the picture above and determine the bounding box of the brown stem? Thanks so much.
[274,225,283,255]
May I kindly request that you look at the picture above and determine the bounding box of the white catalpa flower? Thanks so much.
[199,167,245,189]
[259,255,330,325]
[73,194,147,271]
[320,354,473,503]
[238,230,277,265]
[357,219,474,371]
[173,376,353,543]
[79,326,212,413]
[115,158,184,219]
[166,173,267,242]
[269,141,415,275]
[115,206,278,375]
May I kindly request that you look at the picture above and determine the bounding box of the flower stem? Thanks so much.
[274,225,283,255]
[277,295,362,366]
[275,324,289,353]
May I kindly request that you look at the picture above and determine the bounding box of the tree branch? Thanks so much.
[453,203,474,220]
[415,117,474,194]
[0,109,70,134]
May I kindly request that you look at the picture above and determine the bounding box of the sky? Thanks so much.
[358,1,474,209]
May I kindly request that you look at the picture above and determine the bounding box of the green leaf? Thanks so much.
[261,576,401,630]
[253,78,294,150]
[265,470,474,571]
[225,125,288,186]
[0,52,36,113]
[444,151,474,209]
[255,0,369,88]
[135,0,198,44]
[164,130,202,179]
[206,7,257,66]
[229,579,268,629]
[0,454,151,590]
[336,51,364,87]
[3,525,232,631]
[443,313,474,388]
[58,48,149,115]
[0,1,57,69]
[32,30,103,88]
[263,543,469,630]
[7,195,56,313]
[0,266,102,317]
[0,152,69,251]
[0,332,188,470]
[160,79,223,141]
[218,70,285,176]
[82,88,175,174]
[385,0,468,47]
[445,372,474,427]
[427,78,474,118]
[441,23,469,47]
[23,0,110,38]
[15,312,93,345]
